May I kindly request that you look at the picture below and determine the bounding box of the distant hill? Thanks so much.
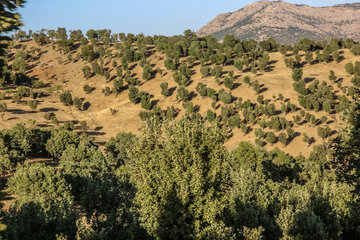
[197,1,360,44]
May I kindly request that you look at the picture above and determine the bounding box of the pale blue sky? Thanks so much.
[18,0,359,36]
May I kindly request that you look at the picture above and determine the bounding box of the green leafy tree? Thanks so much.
[55,27,68,40]
[195,82,207,97]
[60,138,146,239]
[227,115,241,128]
[330,103,360,190]
[206,109,216,123]
[234,58,243,71]
[329,70,337,83]
[160,82,169,97]
[142,64,152,80]
[83,84,93,94]
[333,50,340,62]
[3,163,76,239]
[81,65,92,79]
[317,126,331,140]
[105,132,136,165]
[255,138,266,147]
[345,62,354,75]
[240,122,249,135]
[244,76,250,84]
[218,89,232,104]
[252,80,261,94]
[128,117,232,239]
[0,0,26,83]
[200,66,210,78]
[350,44,360,56]
[224,76,234,90]
[207,88,217,101]
[73,97,83,110]
[45,127,80,160]
[59,91,73,106]
[266,132,276,146]
[14,30,26,41]
[140,92,152,110]
[210,65,223,78]
[128,86,140,104]
[112,78,123,94]
[27,100,37,110]
[124,49,135,62]
[164,58,176,70]
[81,44,97,62]
[104,70,110,81]
[0,102,7,113]
[323,101,332,113]
[292,68,303,81]
[173,71,188,86]
[279,132,287,146]
[176,86,189,102]
[305,51,313,64]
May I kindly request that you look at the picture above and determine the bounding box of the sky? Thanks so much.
[17,0,360,36]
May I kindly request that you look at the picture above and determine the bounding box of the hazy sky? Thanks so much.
[18,0,360,36]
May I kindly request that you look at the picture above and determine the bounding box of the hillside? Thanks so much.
[4,0,360,238]
[1,36,360,158]
[197,1,360,43]
[2,13,360,240]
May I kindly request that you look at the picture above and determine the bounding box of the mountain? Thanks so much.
[197,0,360,44]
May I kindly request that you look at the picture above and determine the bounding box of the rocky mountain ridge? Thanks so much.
[197,1,360,43]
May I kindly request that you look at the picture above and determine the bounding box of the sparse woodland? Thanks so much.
[2,1,360,239]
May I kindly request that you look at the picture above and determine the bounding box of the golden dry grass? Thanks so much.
[1,41,360,157]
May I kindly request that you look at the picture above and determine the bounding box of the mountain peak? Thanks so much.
[197,1,360,44]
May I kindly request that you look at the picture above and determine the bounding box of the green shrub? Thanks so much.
[83,84,94,94]
[59,91,73,106]
[160,82,169,97]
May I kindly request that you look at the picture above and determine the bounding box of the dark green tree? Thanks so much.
[140,92,152,110]
[218,89,232,104]
[81,65,92,79]
[45,127,80,160]
[224,76,234,90]
[142,64,152,80]
[83,84,94,94]
[59,91,73,106]
[279,132,288,146]
[345,62,354,75]
[329,70,337,83]
[128,117,232,239]
[113,78,123,94]
[4,163,76,239]
[266,132,276,145]
[160,82,169,97]
[305,51,313,64]
[0,0,26,84]
[73,97,83,110]
[196,82,207,97]
[128,86,140,104]
[292,68,303,81]
[105,132,136,165]
[176,86,189,102]
[200,66,210,78]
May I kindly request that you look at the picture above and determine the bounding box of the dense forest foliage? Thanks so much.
[0,112,360,239]
[2,1,360,239]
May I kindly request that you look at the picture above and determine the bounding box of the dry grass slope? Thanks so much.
[1,40,360,157]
